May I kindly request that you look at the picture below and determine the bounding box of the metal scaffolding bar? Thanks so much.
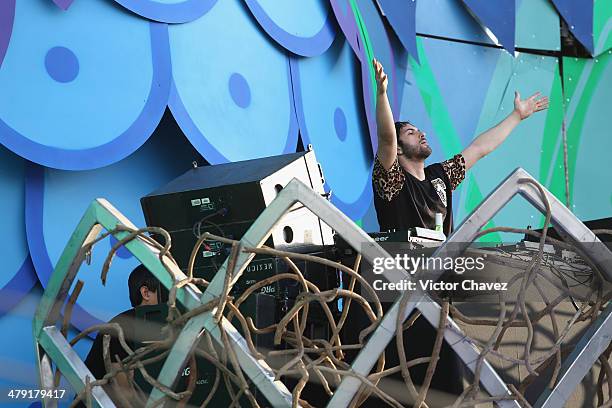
[536,303,612,408]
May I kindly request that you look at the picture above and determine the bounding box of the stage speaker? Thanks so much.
[140,148,334,279]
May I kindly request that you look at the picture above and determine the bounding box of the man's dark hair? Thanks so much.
[394,121,414,140]
[128,265,160,307]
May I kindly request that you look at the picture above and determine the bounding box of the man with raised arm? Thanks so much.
[371,59,549,235]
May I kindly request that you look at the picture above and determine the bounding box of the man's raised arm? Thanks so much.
[461,91,549,170]
[373,59,397,170]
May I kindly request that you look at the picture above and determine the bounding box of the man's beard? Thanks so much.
[400,140,432,160]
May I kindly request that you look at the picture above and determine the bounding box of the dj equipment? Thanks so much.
[140,149,334,281]
[370,227,446,243]
[193,244,339,297]
[525,216,612,249]
[334,227,445,255]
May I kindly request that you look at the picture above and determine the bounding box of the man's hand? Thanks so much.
[373,58,388,95]
[514,91,549,120]
[462,90,550,170]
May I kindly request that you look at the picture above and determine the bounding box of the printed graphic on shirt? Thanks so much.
[431,178,447,207]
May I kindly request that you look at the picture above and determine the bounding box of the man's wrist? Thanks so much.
[511,109,523,121]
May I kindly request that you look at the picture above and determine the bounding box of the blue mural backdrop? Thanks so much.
[168,0,299,164]
[0,288,47,390]
[111,0,218,23]
[551,0,595,54]
[356,0,407,119]
[569,51,612,220]
[0,0,171,170]
[0,0,609,397]
[376,0,418,62]
[350,0,409,154]
[0,286,92,398]
[244,0,336,57]
[329,0,363,59]
[0,145,37,317]
[418,38,500,149]
[25,121,200,331]
[461,0,516,53]
[414,0,560,52]
[291,37,373,219]
[0,0,14,68]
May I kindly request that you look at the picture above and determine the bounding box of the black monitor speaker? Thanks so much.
[140,149,334,284]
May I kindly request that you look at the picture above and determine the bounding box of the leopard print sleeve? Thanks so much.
[372,156,405,201]
[441,153,466,190]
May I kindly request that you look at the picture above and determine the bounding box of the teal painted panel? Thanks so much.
[572,54,612,220]
[459,53,560,238]
[515,0,560,51]
[594,0,612,56]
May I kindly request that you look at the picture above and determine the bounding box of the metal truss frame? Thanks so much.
[34,167,612,408]
[32,199,293,408]
[329,167,612,408]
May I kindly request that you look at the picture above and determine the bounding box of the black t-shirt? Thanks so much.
[372,154,466,236]
[83,309,136,380]
[77,306,229,407]
[74,309,136,407]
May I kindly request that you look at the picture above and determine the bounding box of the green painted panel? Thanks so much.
[563,57,587,102]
